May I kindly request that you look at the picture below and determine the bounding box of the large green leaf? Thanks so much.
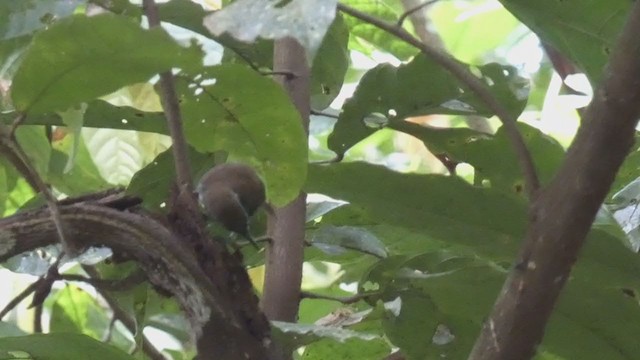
[306,162,640,286]
[0,0,82,96]
[50,286,109,338]
[311,15,350,110]
[499,0,628,84]
[327,54,529,157]
[360,253,501,358]
[15,126,51,180]
[392,122,565,191]
[307,162,527,261]
[178,65,307,205]
[0,333,134,360]
[359,250,640,359]
[49,134,111,195]
[12,14,203,114]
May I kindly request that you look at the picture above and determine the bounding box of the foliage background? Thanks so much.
[1,0,639,359]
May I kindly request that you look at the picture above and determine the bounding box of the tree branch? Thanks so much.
[337,3,540,199]
[300,291,372,305]
[0,198,272,359]
[469,3,640,359]
[142,0,195,198]
[0,279,40,321]
[397,0,439,27]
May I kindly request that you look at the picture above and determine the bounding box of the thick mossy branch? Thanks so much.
[0,192,271,360]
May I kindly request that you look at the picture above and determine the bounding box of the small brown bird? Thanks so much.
[196,163,266,248]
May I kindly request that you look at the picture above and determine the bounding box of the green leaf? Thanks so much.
[157,0,211,37]
[391,122,566,192]
[382,291,439,359]
[49,133,111,196]
[15,125,51,180]
[308,163,640,357]
[499,0,628,84]
[271,321,390,358]
[327,54,529,157]
[203,0,337,59]
[179,65,307,205]
[307,162,527,261]
[430,1,521,63]
[611,141,640,197]
[0,161,12,216]
[0,0,82,40]
[57,104,86,173]
[307,162,640,288]
[127,146,218,211]
[12,14,203,114]
[341,0,417,60]
[541,281,640,359]
[0,321,26,337]
[306,198,347,222]
[311,15,350,110]
[311,225,388,258]
[0,333,134,360]
[302,334,391,360]
[50,285,108,338]
[359,253,505,357]
[82,128,144,186]
[154,0,274,70]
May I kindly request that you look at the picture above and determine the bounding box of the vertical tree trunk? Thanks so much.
[469,4,640,359]
[261,37,310,358]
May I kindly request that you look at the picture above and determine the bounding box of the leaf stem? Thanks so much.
[142,0,195,196]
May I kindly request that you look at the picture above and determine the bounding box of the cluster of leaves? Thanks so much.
[1,0,640,359]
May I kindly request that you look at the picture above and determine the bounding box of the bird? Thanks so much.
[196,163,266,248]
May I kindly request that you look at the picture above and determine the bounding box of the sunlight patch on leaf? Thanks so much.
[204,0,337,59]
[82,129,143,185]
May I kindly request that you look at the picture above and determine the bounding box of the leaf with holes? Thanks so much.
[178,64,307,206]
[327,54,528,157]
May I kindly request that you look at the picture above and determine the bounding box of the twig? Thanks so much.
[261,70,297,80]
[33,303,43,333]
[397,0,440,27]
[142,0,194,196]
[310,109,339,119]
[311,155,343,165]
[61,270,147,291]
[82,266,166,360]
[237,236,272,248]
[104,315,118,343]
[0,122,73,254]
[0,253,63,322]
[29,253,65,308]
[0,280,40,321]
[337,3,540,199]
[9,113,26,138]
[434,153,458,175]
[300,291,373,305]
